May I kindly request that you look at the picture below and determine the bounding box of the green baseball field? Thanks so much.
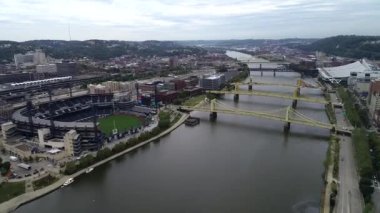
[98,114,142,136]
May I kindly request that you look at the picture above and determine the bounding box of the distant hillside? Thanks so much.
[176,38,317,48]
[0,40,206,63]
[298,35,380,60]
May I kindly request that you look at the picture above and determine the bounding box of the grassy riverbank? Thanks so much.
[32,175,59,191]
[322,135,340,212]
[183,95,206,107]
[323,92,336,124]
[0,182,25,203]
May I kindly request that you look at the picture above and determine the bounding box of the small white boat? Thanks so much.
[62,178,74,187]
[86,167,94,174]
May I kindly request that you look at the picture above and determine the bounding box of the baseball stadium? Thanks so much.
[11,94,153,154]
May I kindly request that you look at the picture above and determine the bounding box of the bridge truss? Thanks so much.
[210,79,328,105]
[180,98,350,133]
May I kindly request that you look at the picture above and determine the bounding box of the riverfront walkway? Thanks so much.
[0,113,189,213]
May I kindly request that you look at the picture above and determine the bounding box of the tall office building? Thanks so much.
[14,49,47,68]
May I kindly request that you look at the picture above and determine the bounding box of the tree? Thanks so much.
[96,148,112,160]
[23,157,28,163]
[359,178,374,203]
[158,111,171,129]
[79,155,95,169]
[64,161,78,175]
[112,143,126,154]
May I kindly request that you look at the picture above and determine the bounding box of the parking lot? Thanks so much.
[0,152,53,180]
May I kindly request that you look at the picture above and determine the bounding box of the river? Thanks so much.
[15,51,329,213]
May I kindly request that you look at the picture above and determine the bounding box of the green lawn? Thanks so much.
[183,95,206,107]
[32,175,58,191]
[99,114,142,136]
[0,181,25,203]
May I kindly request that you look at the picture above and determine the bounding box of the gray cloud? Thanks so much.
[0,0,379,41]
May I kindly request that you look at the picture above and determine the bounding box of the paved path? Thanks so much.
[323,162,334,213]
[0,113,189,213]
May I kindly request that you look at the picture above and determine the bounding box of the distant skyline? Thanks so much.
[0,0,379,41]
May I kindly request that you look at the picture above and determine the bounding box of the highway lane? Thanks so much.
[337,136,362,213]
[334,93,362,213]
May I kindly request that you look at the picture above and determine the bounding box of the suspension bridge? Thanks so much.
[179,98,351,135]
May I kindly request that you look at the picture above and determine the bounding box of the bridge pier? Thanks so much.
[69,87,73,97]
[284,122,291,133]
[295,87,300,96]
[248,85,252,91]
[261,71,263,77]
[292,100,298,109]
[209,112,217,121]
[233,94,239,102]
[273,70,276,77]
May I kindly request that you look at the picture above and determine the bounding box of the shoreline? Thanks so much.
[0,113,189,213]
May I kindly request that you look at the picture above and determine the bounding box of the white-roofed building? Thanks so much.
[319,59,378,83]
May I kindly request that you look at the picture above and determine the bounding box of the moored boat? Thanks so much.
[86,167,94,173]
[62,178,74,187]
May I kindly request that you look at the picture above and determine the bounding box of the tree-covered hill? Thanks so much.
[0,40,206,63]
[298,35,380,60]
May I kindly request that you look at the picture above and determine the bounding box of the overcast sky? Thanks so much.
[0,0,379,41]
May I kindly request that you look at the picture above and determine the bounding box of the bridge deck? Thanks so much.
[208,90,328,104]
[179,99,351,133]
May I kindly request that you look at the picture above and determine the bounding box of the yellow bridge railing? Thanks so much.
[180,99,350,133]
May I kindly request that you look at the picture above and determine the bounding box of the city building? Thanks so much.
[64,130,81,157]
[14,49,47,68]
[368,80,380,126]
[183,87,203,97]
[184,76,199,87]
[139,83,157,93]
[348,71,380,97]
[88,84,110,94]
[56,61,78,76]
[157,90,178,104]
[200,74,225,90]
[1,122,16,139]
[88,81,133,94]
[170,79,186,91]
[36,64,57,73]
[169,56,179,68]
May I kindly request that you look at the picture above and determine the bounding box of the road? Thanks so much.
[336,136,363,213]
[136,68,215,84]
[334,94,362,213]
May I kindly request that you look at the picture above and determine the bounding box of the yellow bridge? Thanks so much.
[209,78,328,106]
[180,98,351,135]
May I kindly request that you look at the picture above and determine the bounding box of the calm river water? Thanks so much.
[16,51,329,213]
